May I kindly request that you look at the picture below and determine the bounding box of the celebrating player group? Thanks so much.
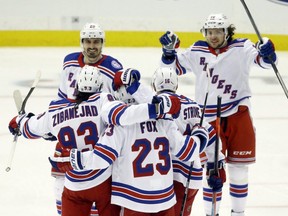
[8,10,278,216]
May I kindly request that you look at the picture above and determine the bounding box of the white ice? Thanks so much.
[0,47,288,216]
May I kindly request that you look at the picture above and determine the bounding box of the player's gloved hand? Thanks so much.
[191,124,209,153]
[159,31,180,57]
[206,160,226,192]
[48,147,73,172]
[42,132,57,141]
[152,94,181,117]
[8,113,35,136]
[113,68,141,94]
[256,37,277,63]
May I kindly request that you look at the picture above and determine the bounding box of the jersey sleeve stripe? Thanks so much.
[172,160,203,180]
[22,121,42,139]
[207,125,216,147]
[176,136,197,161]
[108,104,128,125]
[175,58,186,75]
[57,89,67,99]
[93,143,118,165]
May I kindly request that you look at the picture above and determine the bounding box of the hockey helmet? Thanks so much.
[152,67,178,92]
[201,13,230,37]
[77,65,103,93]
[80,23,105,47]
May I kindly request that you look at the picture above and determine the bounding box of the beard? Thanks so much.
[83,48,102,63]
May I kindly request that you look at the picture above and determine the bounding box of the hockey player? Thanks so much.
[159,13,278,216]
[49,75,210,216]
[58,22,123,100]
[52,22,124,215]
[151,67,226,216]
[8,66,181,216]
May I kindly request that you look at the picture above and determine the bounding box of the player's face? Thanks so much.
[205,28,226,49]
[82,38,103,63]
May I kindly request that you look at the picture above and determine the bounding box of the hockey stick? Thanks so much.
[240,0,288,99]
[6,71,41,172]
[211,96,222,216]
[180,67,211,216]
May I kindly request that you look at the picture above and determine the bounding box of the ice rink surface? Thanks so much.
[0,47,288,216]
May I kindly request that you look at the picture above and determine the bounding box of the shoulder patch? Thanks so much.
[111,60,122,69]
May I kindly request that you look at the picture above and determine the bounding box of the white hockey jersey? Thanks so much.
[161,38,275,122]
[18,92,159,191]
[58,52,123,101]
[131,85,224,189]
[80,118,207,213]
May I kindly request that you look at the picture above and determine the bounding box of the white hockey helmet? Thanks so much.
[202,13,230,37]
[152,67,178,93]
[77,65,103,93]
[80,23,105,46]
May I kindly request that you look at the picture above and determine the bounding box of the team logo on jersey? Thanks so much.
[268,0,288,6]
[111,60,122,69]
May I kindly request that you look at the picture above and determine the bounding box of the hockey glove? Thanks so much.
[256,37,277,63]
[113,68,141,94]
[206,160,226,192]
[152,95,181,117]
[8,113,35,136]
[191,124,209,153]
[48,147,73,172]
[42,132,57,141]
[159,31,180,58]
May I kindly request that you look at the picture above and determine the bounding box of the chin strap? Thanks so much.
[216,34,230,49]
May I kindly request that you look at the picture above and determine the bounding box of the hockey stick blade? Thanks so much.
[13,90,23,112]
[240,0,288,99]
[6,71,41,172]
